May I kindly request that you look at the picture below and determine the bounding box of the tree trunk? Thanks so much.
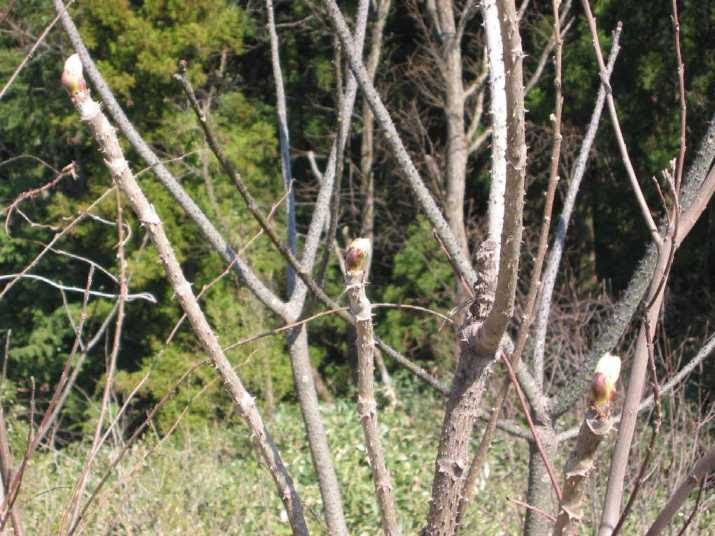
[287,325,349,536]
[524,425,558,536]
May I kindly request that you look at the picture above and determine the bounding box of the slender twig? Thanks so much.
[0,2,74,101]
[266,0,297,294]
[315,34,345,290]
[164,189,288,345]
[502,353,562,502]
[62,56,308,536]
[0,187,115,302]
[508,496,557,523]
[671,0,687,193]
[62,190,128,533]
[580,0,661,245]
[223,302,453,352]
[3,162,76,233]
[40,244,121,284]
[0,274,155,303]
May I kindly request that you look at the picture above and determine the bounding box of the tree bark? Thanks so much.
[287,325,348,536]
[524,425,558,536]
[63,66,309,536]
[425,241,499,536]
[436,0,470,259]
[553,412,613,535]
[345,242,400,535]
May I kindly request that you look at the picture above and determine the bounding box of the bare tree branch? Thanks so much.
[580,0,661,245]
[482,0,508,255]
[61,55,309,536]
[53,0,288,318]
[266,0,298,294]
[550,113,715,419]
[531,23,622,394]
[344,239,400,535]
[644,445,715,536]
[321,0,478,287]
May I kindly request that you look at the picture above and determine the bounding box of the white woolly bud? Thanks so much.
[62,54,86,94]
[595,352,621,387]
[345,237,371,273]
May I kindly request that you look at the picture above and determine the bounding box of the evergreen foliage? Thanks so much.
[0,0,712,436]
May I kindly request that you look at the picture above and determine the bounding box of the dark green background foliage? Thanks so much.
[0,0,713,435]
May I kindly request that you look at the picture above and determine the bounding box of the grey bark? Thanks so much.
[531,25,622,389]
[553,412,614,535]
[64,68,309,536]
[321,0,478,288]
[345,250,400,535]
[287,326,346,536]
[424,241,500,536]
[266,0,298,295]
[524,425,558,536]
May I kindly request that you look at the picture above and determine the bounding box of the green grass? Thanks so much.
[13,380,714,535]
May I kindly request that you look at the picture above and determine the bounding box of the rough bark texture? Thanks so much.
[64,72,309,536]
[482,0,508,254]
[424,241,498,536]
[478,0,525,354]
[287,325,348,536]
[345,248,400,535]
[553,412,613,535]
[524,425,558,536]
[436,0,470,259]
